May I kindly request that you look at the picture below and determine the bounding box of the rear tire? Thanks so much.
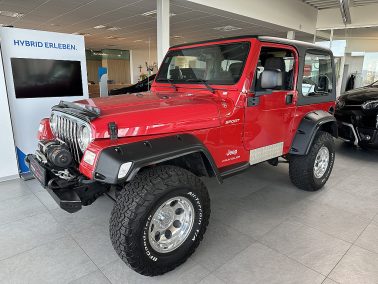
[289,131,335,191]
[109,165,210,276]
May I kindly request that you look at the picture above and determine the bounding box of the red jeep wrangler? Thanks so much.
[27,36,337,276]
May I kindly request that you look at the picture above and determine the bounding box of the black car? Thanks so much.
[335,80,378,149]
[109,74,156,96]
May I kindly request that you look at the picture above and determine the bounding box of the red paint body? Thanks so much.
[38,37,335,180]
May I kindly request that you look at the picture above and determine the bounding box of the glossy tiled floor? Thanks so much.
[0,141,378,283]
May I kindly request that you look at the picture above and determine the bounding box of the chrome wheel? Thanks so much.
[148,196,195,253]
[313,146,330,178]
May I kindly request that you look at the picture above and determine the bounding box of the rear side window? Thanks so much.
[302,52,333,96]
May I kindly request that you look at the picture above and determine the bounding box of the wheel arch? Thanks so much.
[290,110,338,155]
[93,134,222,184]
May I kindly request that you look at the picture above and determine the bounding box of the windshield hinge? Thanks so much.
[108,122,118,140]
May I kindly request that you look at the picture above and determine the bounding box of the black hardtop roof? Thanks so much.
[170,35,332,53]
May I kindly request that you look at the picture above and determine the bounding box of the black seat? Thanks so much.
[264,57,286,90]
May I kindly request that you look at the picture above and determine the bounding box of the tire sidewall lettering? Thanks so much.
[315,142,335,185]
[143,215,158,262]
[141,190,204,263]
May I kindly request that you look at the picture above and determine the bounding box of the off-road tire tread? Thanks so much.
[289,131,335,191]
[109,165,210,276]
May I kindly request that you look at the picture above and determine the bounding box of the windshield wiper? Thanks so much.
[185,78,215,93]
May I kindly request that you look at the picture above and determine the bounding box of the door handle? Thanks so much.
[285,94,294,105]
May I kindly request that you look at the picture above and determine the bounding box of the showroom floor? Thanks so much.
[0,141,378,284]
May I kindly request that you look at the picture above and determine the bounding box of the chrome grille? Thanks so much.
[54,113,82,164]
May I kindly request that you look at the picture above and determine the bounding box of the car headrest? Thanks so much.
[264,57,285,72]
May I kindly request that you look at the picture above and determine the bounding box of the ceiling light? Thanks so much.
[141,10,157,16]
[141,10,176,17]
[93,25,107,29]
[213,25,242,32]
[171,35,183,38]
[133,39,143,42]
[0,10,24,18]
[339,0,351,25]
[105,35,125,40]
[73,32,92,36]
[107,27,121,31]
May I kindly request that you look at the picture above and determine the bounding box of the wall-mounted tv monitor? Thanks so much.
[11,58,84,99]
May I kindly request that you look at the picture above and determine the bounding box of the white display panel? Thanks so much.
[0,49,19,181]
[0,27,89,175]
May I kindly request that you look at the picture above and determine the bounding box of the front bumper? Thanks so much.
[337,122,378,148]
[335,107,378,148]
[26,154,107,213]
[26,154,82,213]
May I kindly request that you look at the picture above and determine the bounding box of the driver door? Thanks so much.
[244,43,298,164]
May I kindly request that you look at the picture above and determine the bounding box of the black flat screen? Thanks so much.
[11,58,84,99]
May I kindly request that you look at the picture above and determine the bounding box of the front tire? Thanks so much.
[289,131,335,191]
[109,165,210,276]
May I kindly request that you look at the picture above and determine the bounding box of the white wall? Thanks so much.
[0,52,19,181]
[346,39,378,53]
[343,54,365,89]
[130,48,157,84]
[188,0,318,34]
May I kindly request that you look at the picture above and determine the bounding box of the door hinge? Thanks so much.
[247,97,260,107]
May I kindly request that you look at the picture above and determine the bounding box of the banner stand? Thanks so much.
[0,27,89,176]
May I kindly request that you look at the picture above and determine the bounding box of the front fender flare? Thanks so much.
[290,110,338,155]
[93,134,220,184]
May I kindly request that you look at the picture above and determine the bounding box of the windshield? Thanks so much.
[156,42,250,85]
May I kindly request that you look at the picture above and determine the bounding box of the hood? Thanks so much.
[76,91,221,139]
[341,86,378,105]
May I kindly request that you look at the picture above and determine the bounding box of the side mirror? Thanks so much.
[260,70,283,89]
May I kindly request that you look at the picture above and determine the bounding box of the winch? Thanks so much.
[38,140,73,169]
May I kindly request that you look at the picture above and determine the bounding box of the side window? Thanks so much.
[302,52,333,96]
[254,47,295,91]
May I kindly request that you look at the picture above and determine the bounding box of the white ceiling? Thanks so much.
[0,0,314,50]
[301,0,378,10]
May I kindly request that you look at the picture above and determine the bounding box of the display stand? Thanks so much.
[0,27,89,178]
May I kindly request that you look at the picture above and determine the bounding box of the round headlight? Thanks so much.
[50,114,57,133]
[78,125,92,151]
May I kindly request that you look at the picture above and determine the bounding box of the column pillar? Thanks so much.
[157,0,170,67]
[287,31,295,40]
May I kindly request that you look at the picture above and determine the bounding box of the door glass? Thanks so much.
[302,52,333,96]
[254,47,295,91]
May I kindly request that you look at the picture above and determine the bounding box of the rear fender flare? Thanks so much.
[93,134,221,184]
[290,110,338,155]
